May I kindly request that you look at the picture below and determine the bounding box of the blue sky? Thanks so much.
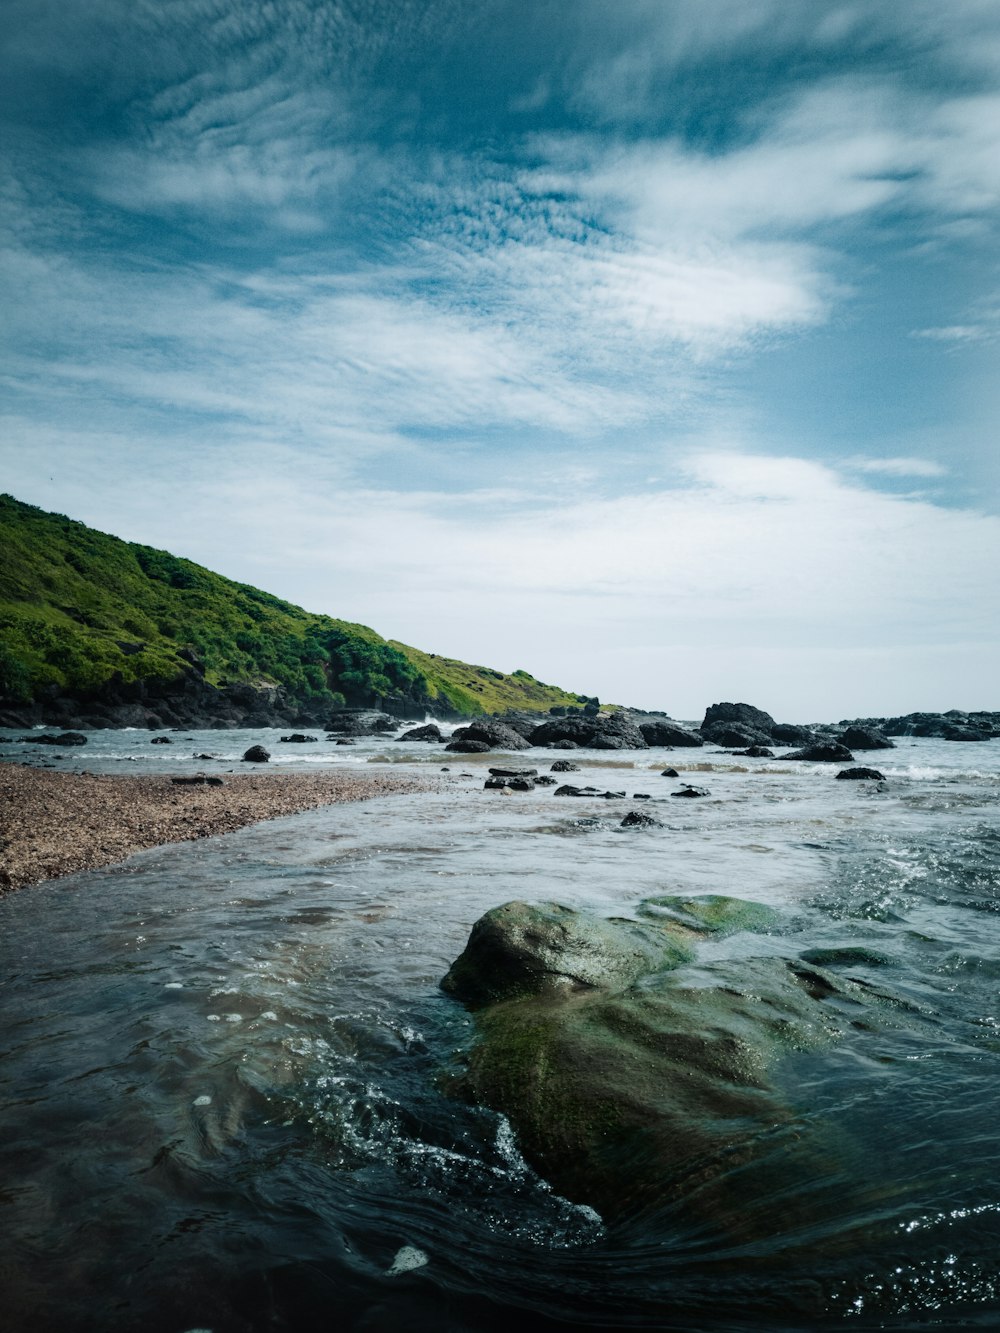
[2,0,999,718]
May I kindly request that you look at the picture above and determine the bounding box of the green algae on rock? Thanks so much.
[441,899,918,1236]
[440,900,694,1009]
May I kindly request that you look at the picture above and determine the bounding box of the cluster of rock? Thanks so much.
[837,710,1000,743]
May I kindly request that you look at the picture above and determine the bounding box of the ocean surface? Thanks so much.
[2,724,1000,1331]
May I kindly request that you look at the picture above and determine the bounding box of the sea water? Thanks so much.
[1,727,999,1330]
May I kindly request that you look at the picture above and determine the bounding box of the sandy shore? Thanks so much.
[0,762,434,894]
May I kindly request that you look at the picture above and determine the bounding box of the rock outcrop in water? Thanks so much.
[442,899,912,1234]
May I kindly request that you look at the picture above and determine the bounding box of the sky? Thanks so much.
[2,0,999,721]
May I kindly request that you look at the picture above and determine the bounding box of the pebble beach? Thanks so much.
[0,762,433,893]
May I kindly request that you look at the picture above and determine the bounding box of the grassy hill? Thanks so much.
[0,494,593,719]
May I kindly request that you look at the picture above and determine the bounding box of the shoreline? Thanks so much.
[0,762,435,895]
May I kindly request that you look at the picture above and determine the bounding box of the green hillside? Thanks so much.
[0,494,591,718]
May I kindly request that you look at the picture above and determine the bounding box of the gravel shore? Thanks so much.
[0,762,434,894]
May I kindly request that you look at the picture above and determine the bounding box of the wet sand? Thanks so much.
[0,763,434,893]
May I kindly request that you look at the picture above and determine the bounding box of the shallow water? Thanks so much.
[2,727,1000,1330]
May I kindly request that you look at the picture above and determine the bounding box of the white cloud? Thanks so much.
[846,457,948,478]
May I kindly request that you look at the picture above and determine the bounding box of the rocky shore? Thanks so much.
[0,764,433,894]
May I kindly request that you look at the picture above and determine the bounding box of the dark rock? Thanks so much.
[838,727,894,751]
[150,735,172,745]
[553,784,603,797]
[529,713,648,750]
[326,709,397,736]
[488,767,538,778]
[637,720,704,747]
[535,775,557,785]
[631,793,652,800]
[551,740,578,749]
[700,703,774,746]
[785,743,855,763]
[620,810,662,828]
[444,739,492,753]
[660,767,679,777]
[836,767,886,781]
[485,775,536,791]
[449,720,530,752]
[397,724,443,742]
[550,760,580,772]
[702,723,773,748]
[335,738,356,746]
[19,732,88,746]
[171,775,225,787]
[770,723,817,745]
[194,752,216,760]
[242,745,270,763]
[729,745,774,758]
[600,791,626,799]
[280,733,318,743]
[942,723,992,742]
[671,784,710,797]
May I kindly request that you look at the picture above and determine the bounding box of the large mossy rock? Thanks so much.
[441,900,694,1008]
[441,900,911,1236]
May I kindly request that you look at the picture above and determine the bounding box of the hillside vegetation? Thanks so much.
[0,494,592,718]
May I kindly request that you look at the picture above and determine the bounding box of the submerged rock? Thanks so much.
[620,810,662,828]
[550,760,580,772]
[442,900,916,1235]
[836,766,886,781]
[671,784,710,798]
[19,732,88,746]
[280,733,318,743]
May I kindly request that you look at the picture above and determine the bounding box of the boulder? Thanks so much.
[448,720,530,752]
[485,775,535,791]
[551,740,578,749]
[529,714,648,750]
[838,727,894,751]
[325,709,397,736]
[701,701,776,734]
[535,775,557,785]
[150,736,172,745]
[550,760,581,772]
[660,767,679,778]
[19,732,88,746]
[553,784,603,797]
[770,723,817,745]
[637,720,704,747]
[440,900,693,1009]
[730,745,774,758]
[488,767,538,778]
[441,900,905,1233]
[280,733,318,743]
[836,767,886,781]
[396,724,443,742]
[444,738,492,753]
[671,784,710,797]
[620,810,662,828]
[335,738,356,746]
[785,743,854,763]
[242,745,270,763]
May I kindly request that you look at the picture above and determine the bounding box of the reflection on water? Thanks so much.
[1,732,999,1329]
